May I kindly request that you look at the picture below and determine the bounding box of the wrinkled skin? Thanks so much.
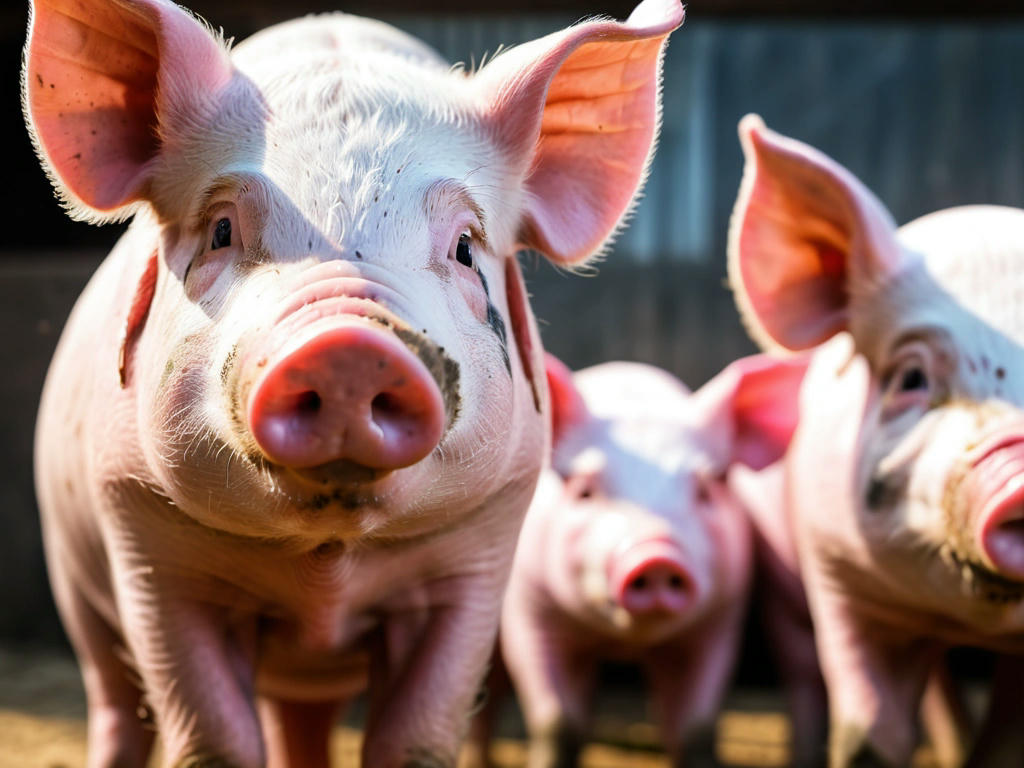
[25,1,683,766]
[469,354,805,768]
[728,115,1024,768]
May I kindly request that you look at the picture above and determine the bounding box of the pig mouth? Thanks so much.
[940,544,1024,604]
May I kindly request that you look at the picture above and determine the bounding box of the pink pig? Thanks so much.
[728,114,1024,768]
[23,1,684,766]
[492,354,806,768]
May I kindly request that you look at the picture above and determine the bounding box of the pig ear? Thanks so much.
[545,354,588,447]
[690,354,810,471]
[728,114,903,352]
[22,0,233,223]
[477,0,684,266]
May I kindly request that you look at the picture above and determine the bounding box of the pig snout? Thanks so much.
[967,434,1024,580]
[246,320,446,471]
[608,539,695,615]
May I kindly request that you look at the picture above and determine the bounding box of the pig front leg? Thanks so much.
[47,555,155,768]
[111,574,263,767]
[806,578,938,768]
[257,697,342,768]
[645,609,746,768]
[500,589,593,768]
[361,595,504,768]
[965,653,1024,768]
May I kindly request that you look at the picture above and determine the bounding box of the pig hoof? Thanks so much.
[674,723,720,768]
[402,748,453,768]
[527,721,584,768]
[831,726,899,768]
[175,756,243,768]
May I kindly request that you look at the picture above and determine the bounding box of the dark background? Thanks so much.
[2,0,1023,669]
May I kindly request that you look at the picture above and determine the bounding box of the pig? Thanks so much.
[727,114,1024,768]
[23,0,684,766]
[486,353,807,768]
[729,461,971,768]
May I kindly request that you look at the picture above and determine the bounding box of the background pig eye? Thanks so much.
[454,233,473,268]
[211,217,232,250]
[898,366,928,392]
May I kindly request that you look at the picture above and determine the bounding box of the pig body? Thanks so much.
[493,355,806,768]
[728,116,1024,767]
[25,1,682,766]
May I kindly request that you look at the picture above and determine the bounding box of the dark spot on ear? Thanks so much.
[355,251,363,260]
[981,356,991,371]
[307,239,313,250]
[996,367,1006,380]
[49,83,54,89]
[383,211,388,218]
[966,358,977,374]
[35,74,42,86]
[72,153,81,160]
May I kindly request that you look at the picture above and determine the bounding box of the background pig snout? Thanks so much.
[246,323,446,470]
[608,540,695,615]
[969,437,1024,580]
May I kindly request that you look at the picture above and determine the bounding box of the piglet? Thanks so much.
[728,114,1024,768]
[494,353,806,768]
[24,1,683,766]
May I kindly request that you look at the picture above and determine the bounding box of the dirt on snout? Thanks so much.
[0,647,942,768]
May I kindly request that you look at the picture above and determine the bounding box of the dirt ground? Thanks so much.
[0,647,941,768]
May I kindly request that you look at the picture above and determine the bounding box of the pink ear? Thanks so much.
[544,353,588,447]
[692,354,810,471]
[728,114,903,352]
[477,0,684,266]
[23,0,233,222]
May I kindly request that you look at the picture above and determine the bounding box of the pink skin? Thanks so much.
[25,2,683,767]
[479,353,805,768]
[729,115,1024,767]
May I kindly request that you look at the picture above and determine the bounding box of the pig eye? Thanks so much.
[898,366,928,392]
[454,233,474,269]
[882,349,937,419]
[211,218,232,250]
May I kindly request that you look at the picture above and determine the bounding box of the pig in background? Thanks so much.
[730,460,977,768]
[467,352,807,768]
[24,0,683,766]
[728,113,1024,768]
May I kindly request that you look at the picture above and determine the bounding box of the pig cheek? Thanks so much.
[454,271,488,323]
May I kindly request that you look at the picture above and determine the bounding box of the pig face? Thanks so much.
[24,0,683,544]
[538,355,804,641]
[729,115,1024,635]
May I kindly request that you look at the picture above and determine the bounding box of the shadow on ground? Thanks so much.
[0,647,945,768]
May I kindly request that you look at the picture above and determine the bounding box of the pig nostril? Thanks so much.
[295,390,322,414]
[668,573,684,590]
[371,392,401,421]
[630,575,648,591]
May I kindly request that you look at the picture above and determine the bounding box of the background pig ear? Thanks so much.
[23,0,233,223]
[728,114,903,352]
[690,354,809,471]
[545,354,588,447]
[477,0,684,266]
